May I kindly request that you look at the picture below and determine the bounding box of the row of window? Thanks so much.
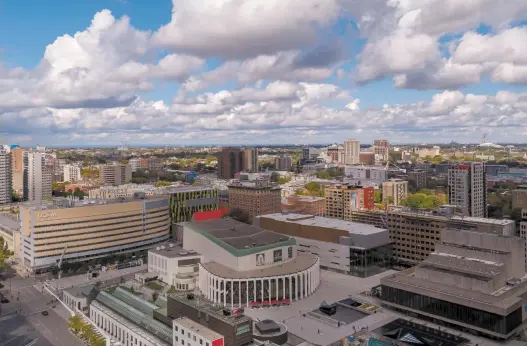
[174,325,210,346]
[34,209,168,232]
[35,219,169,245]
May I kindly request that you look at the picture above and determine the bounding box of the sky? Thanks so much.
[0,0,526,147]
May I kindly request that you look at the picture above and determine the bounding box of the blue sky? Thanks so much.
[0,0,526,146]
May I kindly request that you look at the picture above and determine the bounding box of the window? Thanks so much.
[175,326,178,332]
[175,337,178,342]
[200,339,203,345]
[206,343,209,346]
[181,329,184,335]
[188,332,190,338]
[193,336,196,341]
[182,340,185,345]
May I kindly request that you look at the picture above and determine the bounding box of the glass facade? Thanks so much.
[349,244,392,278]
[380,285,522,336]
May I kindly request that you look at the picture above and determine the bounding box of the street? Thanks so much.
[0,276,80,346]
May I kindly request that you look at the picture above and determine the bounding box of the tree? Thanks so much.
[73,187,85,200]
[228,208,251,224]
[68,315,85,334]
[169,163,182,170]
[155,181,171,187]
[11,189,20,202]
[374,190,382,203]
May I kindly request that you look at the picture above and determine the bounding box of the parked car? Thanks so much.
[41,311,49,316]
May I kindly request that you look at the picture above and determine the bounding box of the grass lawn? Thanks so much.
[145,281,164,291]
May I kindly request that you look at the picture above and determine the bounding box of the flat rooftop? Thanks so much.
[63,284,94,299]
[450,215,514,226]
[259,213,386,236]
[20,195,169,211]
[185,218,295,253]
[0,214,20,231]
[149,242,201,259]
[202,252,318,279]
[175,317,223,341]
[169,293,251,326]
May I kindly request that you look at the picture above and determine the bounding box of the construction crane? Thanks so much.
[57,245,68,279]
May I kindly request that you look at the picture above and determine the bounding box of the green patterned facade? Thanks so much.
[169,187,219,223]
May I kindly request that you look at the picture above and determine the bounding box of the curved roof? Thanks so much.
[201,252,318,279]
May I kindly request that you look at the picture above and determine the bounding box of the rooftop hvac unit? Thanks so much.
[160,246,166,250]
[188,250,196,254]
[156,247,161,250]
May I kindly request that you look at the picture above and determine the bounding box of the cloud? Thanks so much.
[153,0,342,59]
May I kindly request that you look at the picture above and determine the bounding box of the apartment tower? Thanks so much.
[243,148,259,173]
[217,148,244,179]
[0,146,12,205]
[448,162,487,217]
[344,139,360,165]
[373,139,390,162]
[27,151,52,202]
[382,179,408,206]
[99,163,132,186]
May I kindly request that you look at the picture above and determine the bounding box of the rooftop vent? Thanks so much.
[169,243,174,248]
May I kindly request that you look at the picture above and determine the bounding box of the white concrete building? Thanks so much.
[63,164,81,183]
[0,146,12,205]
[181,217,320,307]
[27,151,52,202]
[173,317,224,346]
[129,158,141,172]
[148,243,203,291]
[344,139,360,165]
[382,179,408,206]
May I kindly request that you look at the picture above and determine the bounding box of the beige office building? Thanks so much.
[347,209,515,264]
[99,163,132,186]
[244,148,259,173]
[11,148,27,196]
[344,139,360,165]
[19,196,170,272]
[382,179,408,206]
[228,181,281,221]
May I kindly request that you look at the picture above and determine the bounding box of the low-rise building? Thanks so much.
[407,169,427,189]
[63,164,81,183]
[280,195,325,216]
[99,163,132,186]
[347,209,516,264]
[173,317,224,346]
[62,285,95,313]
[325,184,375,220]
[377,229,527,340]
[0,214,20,255]
[147,243,202,291]
[512,186,527,210]
[344,166,388,183]
[168,293,253,346]
[382,179,408,206]
[228,181,281,221]
[256,213,391,277]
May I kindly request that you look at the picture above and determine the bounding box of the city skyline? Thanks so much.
[0,1,526,146]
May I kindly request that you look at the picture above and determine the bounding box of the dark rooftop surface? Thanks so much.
[373,319,470,346]
[188,218,291,250]
[0,215,20,231]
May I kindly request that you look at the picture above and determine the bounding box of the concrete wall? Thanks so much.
[294,235,349,272]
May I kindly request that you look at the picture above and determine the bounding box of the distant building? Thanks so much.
[325,184,375,219]
[228,181,281,221]
[63,164,81,183]
[140,156,164,172]
[128,158,141,172]
[486,164,508,176]
[344,166,388,183]
[435,163,454,175]
[327,145,344,163]
[378,229,527,340]
[281,195,325,216]
[27,151,52,202]
[243,148,259,173]
[359,152,375,165]
[407,169,427,189]
[274,156,292,171]
[10,147,27,198]
[256,213,391,277]
[417,147,440,158]
[448,162,487,217]
[217,148,244,179]
[0,146,12,205]
[99,163,132,186]
[382,179,408,206]
[373,139,389,162]
[512,186,527,210]
[344,139,360,165]
[347,208,514,264]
